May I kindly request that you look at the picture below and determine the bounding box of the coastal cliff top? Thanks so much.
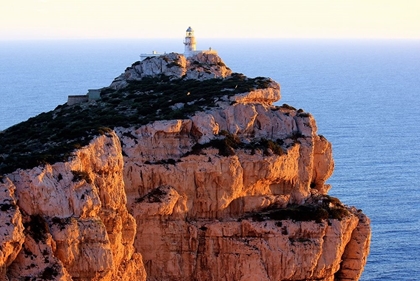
[0,53,280,175]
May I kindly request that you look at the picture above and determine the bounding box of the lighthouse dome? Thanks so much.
[186,26,194,32]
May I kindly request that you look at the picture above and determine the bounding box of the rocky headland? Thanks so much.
[0,52,370,280]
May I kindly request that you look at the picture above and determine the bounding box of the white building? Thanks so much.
[183,26,217,57]
[140,50,161,61]
[183,26,197,57]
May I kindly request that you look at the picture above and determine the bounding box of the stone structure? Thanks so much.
[67,94,88,105]
[67,89,101,105]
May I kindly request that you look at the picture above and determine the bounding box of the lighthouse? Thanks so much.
[184,27,197,57]
[140,27,217,60]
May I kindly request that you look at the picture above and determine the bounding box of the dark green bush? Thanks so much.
[71,170,92,184]
[265,205,329,223]
[247,195,350,223]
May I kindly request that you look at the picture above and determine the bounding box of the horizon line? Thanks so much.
[2,37,420,42]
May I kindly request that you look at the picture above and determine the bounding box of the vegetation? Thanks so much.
[40,265,60,280]
[248,195,350,223]
[135,186,168,203]
[0,73,273,175]
[71,170,92,184]
[185,130,284,157]
[24,214,49,243]
[50,217,73,231]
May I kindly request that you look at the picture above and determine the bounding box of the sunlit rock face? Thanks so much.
[2,132,146,281]
[117,76,369,280]
[110,52,232,90]
[0,53,370,280]
[0,178,25,279]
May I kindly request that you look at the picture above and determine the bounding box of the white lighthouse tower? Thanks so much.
[184,27,197,57]
[140,27,217,60]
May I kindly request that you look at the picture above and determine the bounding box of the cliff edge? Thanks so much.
[0,52,370,280]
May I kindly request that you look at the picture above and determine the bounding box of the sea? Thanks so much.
[1,39,419,280]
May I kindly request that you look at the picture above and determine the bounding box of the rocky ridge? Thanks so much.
[0,52,370,280]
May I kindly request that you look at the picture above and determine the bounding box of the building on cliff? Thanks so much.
[184,26,217,57]
[140,27,217,60]
[67,89,101,105]
[139,50,163,61]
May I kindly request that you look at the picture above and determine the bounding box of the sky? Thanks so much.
[1,0,419,40]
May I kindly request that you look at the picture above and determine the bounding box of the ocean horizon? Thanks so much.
[1,38,419,280]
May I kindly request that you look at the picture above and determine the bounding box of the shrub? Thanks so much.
[97,126,113,135]
[135,187,167,203]
[281,103,296,111]
[266,205,329,223]
[247,195,350,223]
[41,265,59,280]
[25,214,49,243]
[71,170,92,184]
[259,138,284,156]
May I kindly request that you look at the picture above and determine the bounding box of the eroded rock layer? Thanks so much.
[0,53,370,280]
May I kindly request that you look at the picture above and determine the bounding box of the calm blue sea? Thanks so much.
[1,39,420,280]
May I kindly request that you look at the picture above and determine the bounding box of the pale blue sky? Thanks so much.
[1,0,419,40]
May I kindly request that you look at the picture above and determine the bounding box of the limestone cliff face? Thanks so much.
[1,133,146,281]
[0,53,370,280]
[0,178,25,278]
[116,80,369,281]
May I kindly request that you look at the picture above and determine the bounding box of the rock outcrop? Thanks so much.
[2,133,146,280]
[110,52,232,90]
[0,53,370,280]
[0,178,25,279]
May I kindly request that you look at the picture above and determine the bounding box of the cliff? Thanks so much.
[0,52,370,280]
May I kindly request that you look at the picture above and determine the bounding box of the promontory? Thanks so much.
[0,52,370,281]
